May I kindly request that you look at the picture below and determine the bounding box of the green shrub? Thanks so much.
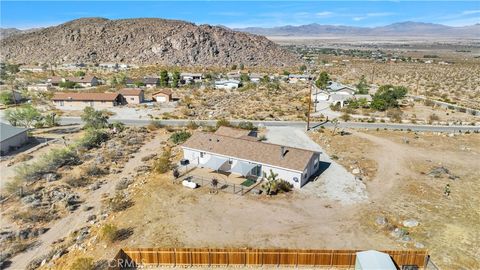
[170,131,191,144]
[78,129,109,149]
[154,147,172,173]
[277,180,293,193]
[70,257,95,270]
[99,224,119,243]
[237,121,257,131]
[216,118,231,129]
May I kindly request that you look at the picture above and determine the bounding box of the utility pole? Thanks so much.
[306,75,312,131]
[371,65,376,84]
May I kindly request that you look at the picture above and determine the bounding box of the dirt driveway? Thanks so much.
[265,126,367,204]
[6,131,167,269]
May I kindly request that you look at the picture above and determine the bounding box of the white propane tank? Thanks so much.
[182,180,197,189]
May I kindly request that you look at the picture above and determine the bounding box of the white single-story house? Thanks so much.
[19,65,46,73]
[288,74,312,83]
[249,73,262,83]
[181,131,321,188]
[214,80,240,90]
[0,123,30,156]
[180,73,203,84]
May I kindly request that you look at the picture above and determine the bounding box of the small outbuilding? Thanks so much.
[0,123,30,156]
[355,250,396,270]
[152,89,172,103]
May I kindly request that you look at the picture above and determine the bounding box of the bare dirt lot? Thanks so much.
[48,127,479,270]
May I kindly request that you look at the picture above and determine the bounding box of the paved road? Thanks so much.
[0,114,478,132]
[54,117,480,132]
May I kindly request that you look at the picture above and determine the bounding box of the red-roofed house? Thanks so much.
[52,92,124,110]
[119,88,144,104]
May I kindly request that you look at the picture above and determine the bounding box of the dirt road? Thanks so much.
[6,132,166,269]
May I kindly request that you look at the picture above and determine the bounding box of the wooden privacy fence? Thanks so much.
[109,248,429,269]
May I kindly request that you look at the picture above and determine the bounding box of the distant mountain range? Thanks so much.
[235,22,480,38]
[0,27,44,39]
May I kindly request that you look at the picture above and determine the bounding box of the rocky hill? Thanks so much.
[0,18,302,67]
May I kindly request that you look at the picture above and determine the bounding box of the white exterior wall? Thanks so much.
[182,148,320,189]
[1,132,29,155]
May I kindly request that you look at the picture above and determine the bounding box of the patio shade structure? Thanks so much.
[201,155,228,171]
[229,161,257,176]
[355,250,396,270]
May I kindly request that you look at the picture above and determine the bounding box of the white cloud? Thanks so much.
[315,11,333,17]
[462,10,480,15]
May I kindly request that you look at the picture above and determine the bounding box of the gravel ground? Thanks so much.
[265,126,368,205]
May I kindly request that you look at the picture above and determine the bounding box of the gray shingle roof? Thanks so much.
[0,123,29,142]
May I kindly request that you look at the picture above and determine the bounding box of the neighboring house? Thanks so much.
[65,76,99,87]
[227,72,241,80]
[60,63,85,70]
[249,73,262,83]
[124,78,136,87]
[180,73,203,84]
[0,90,22,104]
[329,93,353,108]
[152,89,172,103]
[181,132,321,188]
[144,77,159,88]
[119,88,144,104]
[52,92,124,110]
[19,65,46,72]
[48,76,98,87]
[0,123,29,156]
[288,74,312,83]
[214,80,240,90]
[27,83,53,92]
[48,76,64,86]
[327,81,356,94]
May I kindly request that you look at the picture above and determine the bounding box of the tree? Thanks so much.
[299,65,307,72]
[356,75,369,94]
[159,70,169,87]
[282,70,290,76]
[74,71,86,77]
[169,131,191,144]
[171,71,180,88]
[5,105,42,127]
[240,73,250,82]
[315,71,330,89]
[0,91,14,105]
[262,169,279,195]
[239,63,244,70]
[371,85,408,111]
[216,119,231,129]
[81,107,109,129]
[260,75,270,84]
[59,81,78,89]
[231,64,237,70]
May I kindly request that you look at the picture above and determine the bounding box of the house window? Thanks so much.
[89,101,94,106]
[200,152,205,158]
[130,97,134,101]
[314,159,318,168]
[252,165,262,177]
[59,101,64,106]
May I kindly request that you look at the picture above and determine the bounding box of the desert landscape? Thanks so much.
[1,1,479,269]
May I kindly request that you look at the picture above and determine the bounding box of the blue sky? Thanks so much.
[1,1,479,29]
